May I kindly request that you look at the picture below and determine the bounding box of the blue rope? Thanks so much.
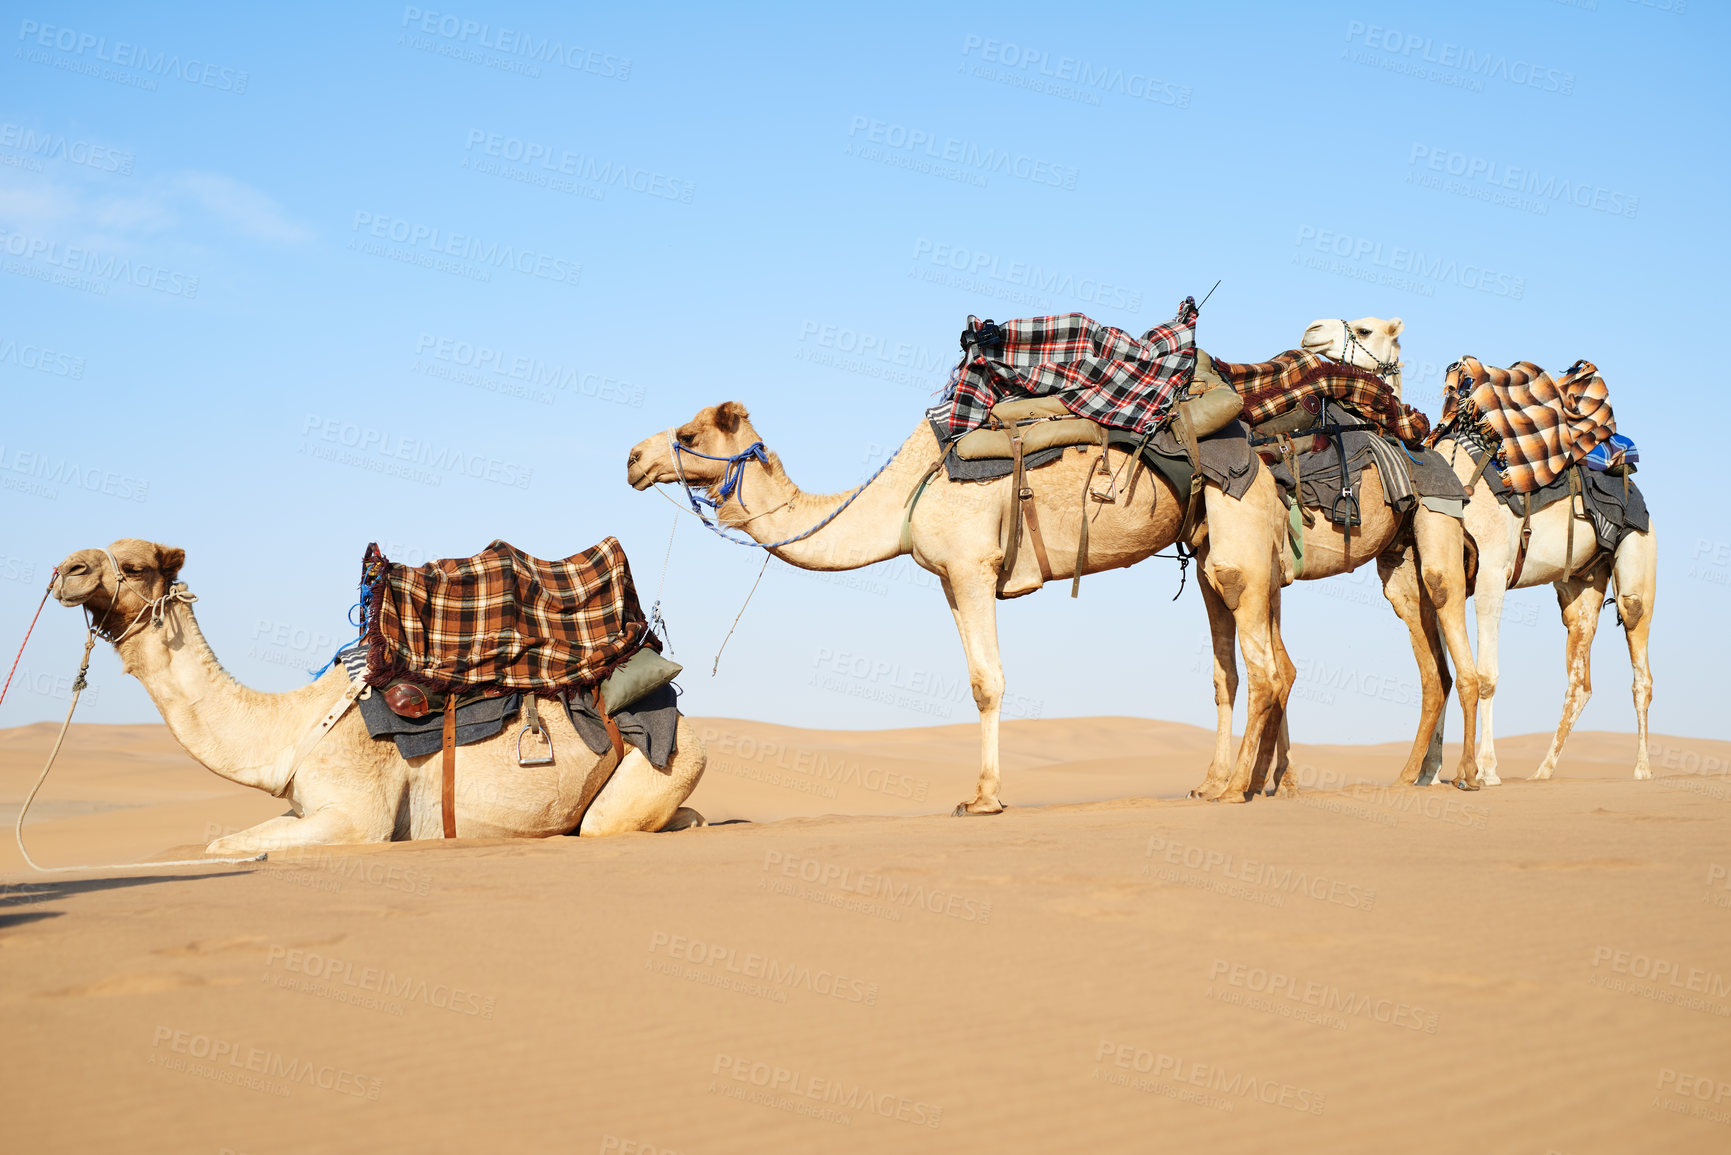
[670,436,904,549]
[308,570,377,678]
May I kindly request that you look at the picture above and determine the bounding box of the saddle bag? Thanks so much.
[382,681,506,719]
[954,396,1105,461]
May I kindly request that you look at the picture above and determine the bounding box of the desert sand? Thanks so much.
[4,716,1731,1153]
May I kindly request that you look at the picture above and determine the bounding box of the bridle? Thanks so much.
[660,429,902,549]
[71,547,197,645]
[1333,320,1402,385]
[668,433,771,514]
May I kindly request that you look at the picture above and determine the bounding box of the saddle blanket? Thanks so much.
[340,642,681,769]
[932,298,1200,439]
[1204,349,1432,446]
[1436,357,1617,494]
[1480,456,1649,555]
[930,412,1261,501]
[363,538,657,696]
[1265,402,1468,525]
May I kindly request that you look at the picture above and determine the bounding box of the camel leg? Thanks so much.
[207,807,371,855]
[1414,511,1481,787]
[1191,559,1241,798]
[942,569,1008,814]
[1204,489,1292,803]
[1249,587,1293,797]
[1377,547,1451,786]
[1531,575,1607,780]
[580,722,708,834]
[1268,713,1297,797]
[1471,571,1509,787]
[1614,530,1657,779]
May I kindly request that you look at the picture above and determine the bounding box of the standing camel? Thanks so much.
[1189,317,1482,797]
[627,402,1294,809]
[1430,420,1657,783]
[49,540,708,852]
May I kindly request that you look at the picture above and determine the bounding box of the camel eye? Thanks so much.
[677,431,695,447]
[122,564,141,575]
[1355,327,1371,337]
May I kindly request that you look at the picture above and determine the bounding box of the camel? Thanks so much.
[1430,425,1657,783]
[627,401,1295,809]
[49,540,707,853]
[1189,317,1482,797]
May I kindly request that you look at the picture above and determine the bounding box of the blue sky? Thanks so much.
[2,0,1724,750]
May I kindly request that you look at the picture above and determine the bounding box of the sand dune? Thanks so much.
[4,718,1731,1153]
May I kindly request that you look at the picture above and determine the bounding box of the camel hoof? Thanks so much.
[1451,777,1480,792]
[952,801,1004,816]
[661,807,706,832]
[1480,773,1502,788]
[1634,768,1652,781]
[1528,771,1553,782]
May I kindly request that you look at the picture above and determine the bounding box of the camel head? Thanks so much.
[626,402,764,495]
[1301,316,1404,386]
[52,539,187,637]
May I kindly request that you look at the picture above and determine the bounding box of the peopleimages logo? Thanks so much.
[17,19,249,93]
[399,7,629,78]
[1407,144,1638,219]
[349,212,580,287]
[1343,21,1575,95]
[1294,225,1525,300]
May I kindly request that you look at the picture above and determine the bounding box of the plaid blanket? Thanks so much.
[1435,356,1615,493]
[362,538,657,694]
[1206,349,1432,446]
[933,299,1198,439]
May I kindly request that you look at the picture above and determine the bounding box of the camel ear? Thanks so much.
[157,546,186,585]
[1384,318,1404,338]
[715,401,750,433]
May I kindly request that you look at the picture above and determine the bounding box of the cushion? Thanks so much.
[955,417,1105,461]
[600,647,683,713]
[989,396,1072,423]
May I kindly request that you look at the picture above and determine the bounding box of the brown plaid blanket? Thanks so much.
[932,299,1198,438]
[362,538,657,694]
[1206,349,1432,446]
[1435,356,1615,493]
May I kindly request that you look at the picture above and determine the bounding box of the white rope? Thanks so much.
[13,625,264,873]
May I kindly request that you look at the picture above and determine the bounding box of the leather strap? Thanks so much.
[270,677,367,800]
[898,460,942,555]
[999,435,1026,591]
[1509,500,1534,587]
[594,689,624,766]
[441,695,457,838]
[1073,453,1097,599]
[1019,482,1053,583]
[1564,465,1585,580]
[1462,449,1495,497]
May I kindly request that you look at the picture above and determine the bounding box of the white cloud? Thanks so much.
[174,171,312,243]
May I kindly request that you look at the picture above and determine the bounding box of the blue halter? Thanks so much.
[670,438,770,512]
[664,431,901,549]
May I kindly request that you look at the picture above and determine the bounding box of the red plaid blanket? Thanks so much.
[1206,349,1431,446]
[1435,356,1615,493]
[362,538,656,694]
[934,299,1198,438]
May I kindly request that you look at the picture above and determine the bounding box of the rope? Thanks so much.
[0,585,50,709]
[647,509,679,655]
[11,622,264,873]
[663,431,905,549]
[711,554,770,676]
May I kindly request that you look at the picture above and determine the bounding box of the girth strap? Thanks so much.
[593,688,625,766]
[1509,498,1535,587]
[441,695,458,838]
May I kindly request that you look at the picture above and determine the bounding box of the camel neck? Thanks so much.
[113,601,336,794]
[712,422,941,570]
